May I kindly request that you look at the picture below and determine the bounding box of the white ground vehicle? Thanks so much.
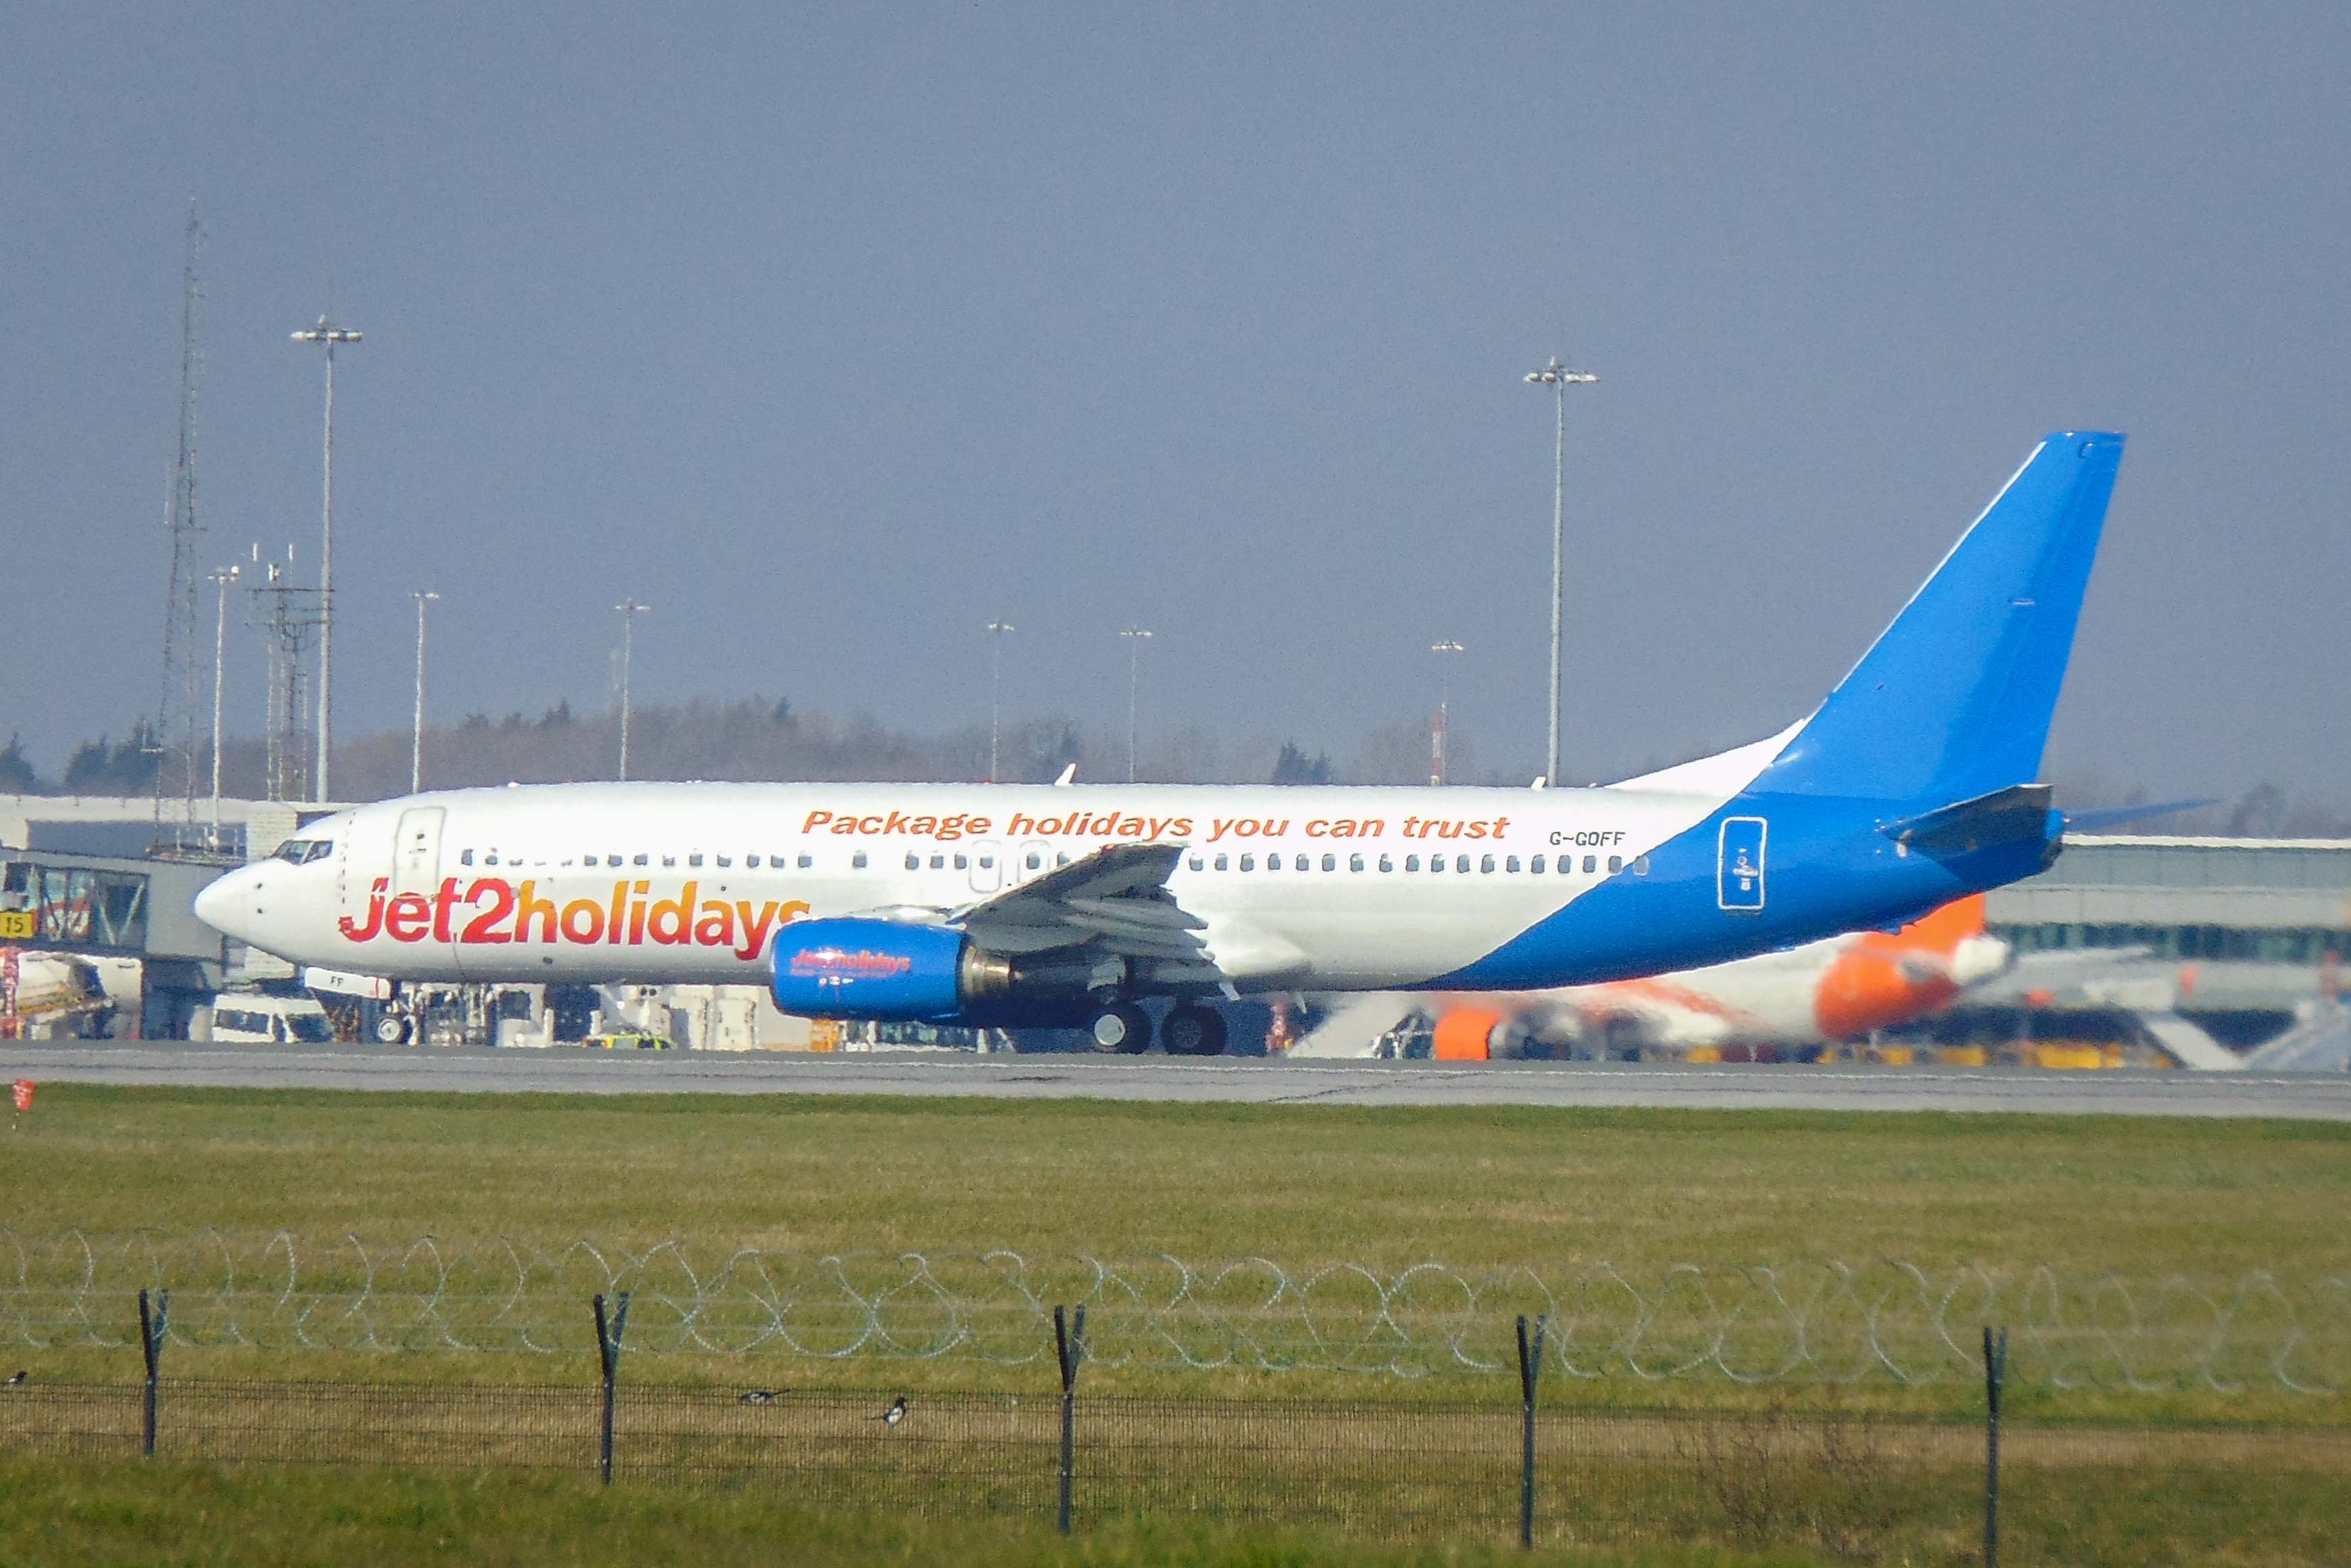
[203,993,334,1045]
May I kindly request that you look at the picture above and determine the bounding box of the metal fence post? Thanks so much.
[138,1287,170,1458]
[1516,1312,1547,1550]
[1983,1324,2008,1568]
[1054,1302,1087,1536]
[594,1291,631,1485]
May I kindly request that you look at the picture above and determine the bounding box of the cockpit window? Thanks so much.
[305,841,333,863]
[274,839,334,864]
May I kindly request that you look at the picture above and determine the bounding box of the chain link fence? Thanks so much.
[3,1373,2345,1556]
[4,1231,2346,1393]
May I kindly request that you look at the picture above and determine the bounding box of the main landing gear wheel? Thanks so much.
[373,1012,411,1046]
[1161,1004,1227,1057]
[1089,1002,1151,1054]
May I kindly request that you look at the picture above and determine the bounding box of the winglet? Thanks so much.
[1052,763,1077,786]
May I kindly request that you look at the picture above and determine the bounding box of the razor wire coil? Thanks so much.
[1,1230,2342,1394]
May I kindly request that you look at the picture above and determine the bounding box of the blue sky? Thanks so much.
[4,3,2346,799]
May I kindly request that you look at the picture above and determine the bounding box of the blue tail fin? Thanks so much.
[1753,432,2124,804]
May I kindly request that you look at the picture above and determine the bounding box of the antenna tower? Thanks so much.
[247,548,325,803]
[153,202,206,843]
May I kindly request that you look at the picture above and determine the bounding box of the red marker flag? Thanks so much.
[10,1079,30,1113]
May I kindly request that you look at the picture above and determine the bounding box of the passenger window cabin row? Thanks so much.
[448,846,1648,879]
[1183,851,1644,876]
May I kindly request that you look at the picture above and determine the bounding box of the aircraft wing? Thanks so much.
[948,843,1220,981]
[950,841,1307,991]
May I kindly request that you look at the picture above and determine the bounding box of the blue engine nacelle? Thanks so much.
[770,918,969,1021]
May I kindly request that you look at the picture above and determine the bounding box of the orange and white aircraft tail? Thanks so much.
[1324,896,2006,1061]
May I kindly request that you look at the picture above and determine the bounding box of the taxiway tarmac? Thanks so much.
[0,1041,2345,1119]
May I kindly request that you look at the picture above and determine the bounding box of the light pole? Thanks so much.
[206,565,240,841]
[290,315,361,803]
[1430,640,1464,786]
[1524,353,1597,786]
[985,619,1015,783]
[615,600,651,782]
[410,591,441,794]
[1119,627,1152,784]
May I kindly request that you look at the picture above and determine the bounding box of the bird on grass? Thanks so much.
[737,1389,787,1406]
[877,1395,909,1427]
[3,1370,24,1387]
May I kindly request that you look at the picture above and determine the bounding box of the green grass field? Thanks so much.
[3,1085,2344,1416]
[3,1085,2345,1565]
[0,1455,1841,1568]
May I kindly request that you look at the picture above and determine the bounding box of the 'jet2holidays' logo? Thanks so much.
[337,879,810,960]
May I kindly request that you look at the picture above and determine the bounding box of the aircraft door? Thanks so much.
[1716,817,1767,914]
[393,807,446,898]
[968,840,1003,895]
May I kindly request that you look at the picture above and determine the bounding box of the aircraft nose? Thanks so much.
[193,866,257,939]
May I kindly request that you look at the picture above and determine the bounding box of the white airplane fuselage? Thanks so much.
[202,780,1717,991]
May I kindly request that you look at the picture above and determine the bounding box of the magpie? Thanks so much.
[3,1370,23,1387]
[878,1395,908,1427]
[737,1389,786,1406]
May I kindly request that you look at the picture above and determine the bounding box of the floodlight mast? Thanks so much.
[1524,354,1596,787]
[206,565,241,841]
[1119,627,1152,784]
[985,620,1015,783]
[290,315,361,803]
[1430,640,1464,785]
[614,600,652,782]
[410,591,441,793]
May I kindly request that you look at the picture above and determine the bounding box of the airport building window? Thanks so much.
[1350,854,1364,872]
[1608,855,1623,873]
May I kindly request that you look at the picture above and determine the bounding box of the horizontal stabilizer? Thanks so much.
[1881,784,2052,854]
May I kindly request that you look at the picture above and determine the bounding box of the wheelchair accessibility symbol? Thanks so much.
[1717,817,1767,914]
